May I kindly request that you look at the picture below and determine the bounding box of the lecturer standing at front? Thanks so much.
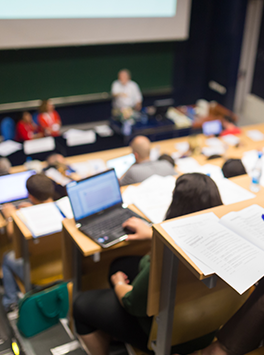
[111,69,142,111]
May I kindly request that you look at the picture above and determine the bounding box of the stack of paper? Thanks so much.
[246,130,264,141]
[94,125,113,137]
[17,202,64,238]
[24,137,55,155]
[55,196,73,219]
[70,159,106,179]
[45,168,72,187]
[122,175,176,223]
[214,178,255,205]
[221,134,240,146]
[63,129,96,147]
[0,140,22,156]
[161,205,264,294]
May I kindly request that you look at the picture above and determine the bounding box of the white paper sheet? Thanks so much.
[176,157,201,173]
[131,175,176,223]
[198,164,224,181]
[205,137,224,147]
[161,213,264,294]
[70,159,106,178]
[150,146,161,161]
[221,134,240,146]
[214,178,255,205]
[122,185,138,205]
[66,130,96,146]
[24,137,55,155]
[0,140,22,156]
[55,196,74,219]
[94,125,113,137]
[201,146,225,157]
[220,205,264,251]
[17,202,64,237]
[45,168,72,187]
[246,130,264,142]
[62,129,85,138]
[175,141,189,153]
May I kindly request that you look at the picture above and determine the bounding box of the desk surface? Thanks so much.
[147,177,264,316]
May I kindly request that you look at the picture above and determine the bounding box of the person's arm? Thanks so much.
[111,271,133,305]
[122,217,152,241]
[2,203,16,237]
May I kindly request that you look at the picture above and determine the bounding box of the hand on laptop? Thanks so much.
[18,201,33,209]
[2,203,16,219]
[122,217,152,241]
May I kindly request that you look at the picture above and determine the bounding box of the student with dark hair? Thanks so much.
[73,173,223,355]
[158,153,175,167]
[1,174,55,311]
[222,159,246,179]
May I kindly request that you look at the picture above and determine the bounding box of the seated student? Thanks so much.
[1,174,55,311]
[189,277,264,355]
[119,136,176,186]
[15,111,43,142]
[38,99,61,137]
[222,159,246,178]
[0,158,11,176]
[158,153,175,167]
[73,173,223,355]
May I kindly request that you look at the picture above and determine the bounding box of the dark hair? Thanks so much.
[158,154,175,167]
[26,174,54,202]
[222,159,246,178]
[165,173,223,220]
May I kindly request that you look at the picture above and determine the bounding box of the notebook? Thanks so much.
[0,170,36,206]
[106,153,135,178]
[66,169,146,248]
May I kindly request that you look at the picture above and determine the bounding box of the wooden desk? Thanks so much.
[12,213,63,292]
[148,190,264,355]
[62,202,151,294]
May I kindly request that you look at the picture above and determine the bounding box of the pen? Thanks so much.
[262,214,264,221]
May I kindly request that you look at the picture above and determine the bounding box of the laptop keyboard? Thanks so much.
[80,208,141,238]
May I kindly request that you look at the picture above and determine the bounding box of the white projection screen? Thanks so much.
[0,0,191,49]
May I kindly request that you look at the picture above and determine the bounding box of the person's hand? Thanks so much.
[122,217,152,241]
[18,201,33,209]
[2,203,16,219]
[111,271,130,286]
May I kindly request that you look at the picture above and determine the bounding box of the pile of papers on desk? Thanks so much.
[16,197,74,238]
[0,140,22,156]
[161,204,264,294]
[123,173,255,224]
[63,129,96,146]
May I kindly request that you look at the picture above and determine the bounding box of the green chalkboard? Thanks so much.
[0,42,175,105]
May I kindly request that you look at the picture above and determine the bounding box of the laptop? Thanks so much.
[0,170,36,207]
[106,153,135,178]
[66,169,147,248]
[202,120,223,136]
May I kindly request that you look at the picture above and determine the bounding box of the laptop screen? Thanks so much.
[67,169,122,221]
[202,120,222,136]
[106,153,135,178]
[0,170,36,204]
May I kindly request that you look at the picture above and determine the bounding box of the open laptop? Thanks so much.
[0,170,36,207]
[66,169,147,248]
[202,120,222,136]
[106,153,135,178]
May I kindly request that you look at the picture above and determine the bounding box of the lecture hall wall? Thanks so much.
[0,0,248,125]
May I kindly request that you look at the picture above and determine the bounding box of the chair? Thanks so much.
[32,112,39,125]
[147,262,252,352]
[0,117,16,141]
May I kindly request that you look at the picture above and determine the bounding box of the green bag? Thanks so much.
[17,282,69,338]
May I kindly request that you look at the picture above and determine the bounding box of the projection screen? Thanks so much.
[0,0,191,49]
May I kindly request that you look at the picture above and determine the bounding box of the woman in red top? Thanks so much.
[38,99,62,137]
[16,111,43,142]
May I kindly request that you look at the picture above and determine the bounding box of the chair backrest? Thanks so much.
[32,112,39,125]
[148,262,252,350]
[0,117,16,141]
